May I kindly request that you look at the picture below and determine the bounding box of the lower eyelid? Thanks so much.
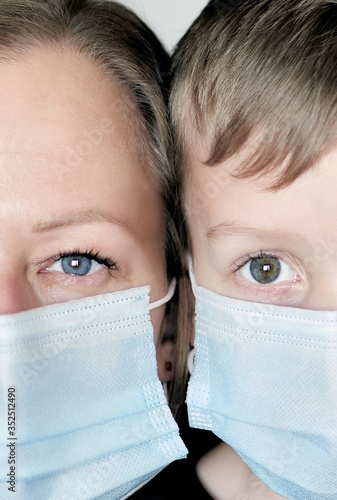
[238,276,300,293]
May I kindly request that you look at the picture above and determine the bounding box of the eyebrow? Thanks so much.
[206,221,294,242]
[33,210,130,233]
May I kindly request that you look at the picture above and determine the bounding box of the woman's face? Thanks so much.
[0,47,168,343]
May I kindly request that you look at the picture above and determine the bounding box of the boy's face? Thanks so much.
[186,141,337,310]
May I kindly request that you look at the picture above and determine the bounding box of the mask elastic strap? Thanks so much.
[149,278,177,311]
[187,254,197,295]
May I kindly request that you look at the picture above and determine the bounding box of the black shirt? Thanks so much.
[130,403,221,500]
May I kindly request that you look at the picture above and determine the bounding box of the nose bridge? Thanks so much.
[304,269,337,311]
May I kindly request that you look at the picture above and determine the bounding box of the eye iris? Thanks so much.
[249,257,281,284]
[61,256,92,276]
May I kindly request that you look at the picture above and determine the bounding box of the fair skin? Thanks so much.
[185,139,337,499]
[197,443,284,500]
[0,46,171,379]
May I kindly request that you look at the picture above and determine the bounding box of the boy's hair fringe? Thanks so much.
[170,0,337,190]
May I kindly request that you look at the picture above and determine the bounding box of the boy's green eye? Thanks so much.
[237,253,297,285]
[250,256,281,284]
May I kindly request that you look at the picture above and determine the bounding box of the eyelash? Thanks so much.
[233,250,279,273]
[49,249,119,273]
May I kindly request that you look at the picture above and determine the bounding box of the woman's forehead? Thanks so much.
[0,47,135,136]
[0,46,164,241]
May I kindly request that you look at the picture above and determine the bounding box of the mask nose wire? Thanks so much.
[149,278,176,311]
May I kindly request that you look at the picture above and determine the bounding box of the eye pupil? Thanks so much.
[61,256,92,276]
[250,257,281,284]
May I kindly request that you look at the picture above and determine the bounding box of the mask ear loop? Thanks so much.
[150,279,176,403]
[162,382,169,401]
[187,254,197,295]
[186,254,197,375]
[188,347,195,375]
[149,278,176,311]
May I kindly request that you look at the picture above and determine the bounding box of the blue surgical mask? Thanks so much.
[187,260,337,500]
[0,281,187,500]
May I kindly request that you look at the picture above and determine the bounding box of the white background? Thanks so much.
[118,0,208,52]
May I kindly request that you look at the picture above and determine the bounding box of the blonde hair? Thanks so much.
[170,0,337,190]
[0,0,188,413]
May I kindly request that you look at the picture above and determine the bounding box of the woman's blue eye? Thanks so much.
[238,255,297,285]
[61,255,93,276]
[47,253,113,277]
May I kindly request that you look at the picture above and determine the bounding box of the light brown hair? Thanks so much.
[170,0,337,191]
[0,0,188,413]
